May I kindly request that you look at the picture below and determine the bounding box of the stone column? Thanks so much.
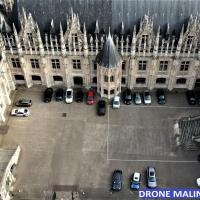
[147,59,157,90]
[188,60,199,90]
[168,60,179,90]
[20,57,32,88]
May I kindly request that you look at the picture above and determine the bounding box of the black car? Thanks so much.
[186,90,196,105]
[195,91,200,105]
[112,170,122,191]
[156,89,166,105]
[76,90,84,102]
[55,88,64,101]
[15,99,32,107]
[124,89,132,105]
[97,100,106,116]
[44,88,53,103]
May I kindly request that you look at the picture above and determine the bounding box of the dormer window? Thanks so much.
[141,35,148,44]
[186,36,194,45]
[27,33,34,44]
[72,34,78,44]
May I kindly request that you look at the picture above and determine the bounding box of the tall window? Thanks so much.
[138,61,147,71]
[186,36,194,46]
[52,59,60,69]
[180,61,190,71]
[104,76,108,82]
[30,59,40,69]
[159,61,168,71]
[141,35,149,44]
[72,60,81,69]
[110,76,114,82]
[11,58,21,68]
[122,61,126,70]
[72,34,78,44]
[93,62,97,70]
[27,33,34,44]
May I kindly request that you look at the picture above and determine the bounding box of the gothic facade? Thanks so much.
[0,1,200,121]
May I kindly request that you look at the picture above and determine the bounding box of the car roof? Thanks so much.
[133,172,140,180]
[87,90,94,95]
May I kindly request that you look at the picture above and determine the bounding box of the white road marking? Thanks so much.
[109,104,200,109]
[107,105,110,160]
[108,158,198,163]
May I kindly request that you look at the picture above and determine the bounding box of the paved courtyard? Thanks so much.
[2,87,200,199]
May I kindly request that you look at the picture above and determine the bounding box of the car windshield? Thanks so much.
[88,96,93,100]
[150,171,154,176]
[67,91,71,97]
[114,101,119,105]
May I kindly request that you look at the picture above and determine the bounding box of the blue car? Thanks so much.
[130,172,141,190]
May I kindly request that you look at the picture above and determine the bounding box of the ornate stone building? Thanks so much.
[0,0,200,121]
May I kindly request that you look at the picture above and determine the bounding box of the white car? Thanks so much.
[196,178,200,187]
[11,108,30,117]
[65,88,73,103]
[113,96,120,109]
[143,91,151,105]
[134,92,142,105]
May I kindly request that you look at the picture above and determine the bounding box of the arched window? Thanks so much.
[53,76,63,81]
[136,78,146,84]
[14,75,24,80]
[176,78,186,84]
[156,78,166,84]
[32,75,41,81]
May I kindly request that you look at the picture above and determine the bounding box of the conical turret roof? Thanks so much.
[96,32,122,68]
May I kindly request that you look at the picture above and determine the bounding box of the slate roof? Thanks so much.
[96,32,122,68]
[14,0,200,35]
[178,115,200,150]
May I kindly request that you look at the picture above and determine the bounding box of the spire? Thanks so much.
[83,23,88,57]
[36,23,44,55]
[120,21,125,35]
[96,32,122,68]
[50,19,55,35]
[94,20,99,34]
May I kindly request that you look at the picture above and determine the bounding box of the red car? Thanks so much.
[87,90,96,105]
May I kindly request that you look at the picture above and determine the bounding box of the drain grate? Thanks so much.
[62,113,67,117]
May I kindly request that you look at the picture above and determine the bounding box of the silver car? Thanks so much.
[134,92,142,105]
[147,167,157,188]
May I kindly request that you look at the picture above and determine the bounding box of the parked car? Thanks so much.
[134,92,142,105]
[130,172,141,190]
[11,108,30,117]
[55,88,64,101]
[186,90,196,105]
[147,167,157,188]
[156,89,166,105]
[15,99,32,107]
[196,178,200,187]
[124,89,132,105]
[65,88,73,103]
[86,90,95,105]
[97,100,106,116]
[44,88,53,103]
[76,89,84,103]
[195,91,200,105]
[113,96,120,109]
[143,91,151,105]
[112,170,122,191]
